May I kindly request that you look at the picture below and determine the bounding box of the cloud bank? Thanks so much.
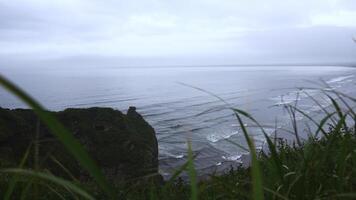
[0,0,355,66]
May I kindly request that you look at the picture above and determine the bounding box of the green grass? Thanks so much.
[0,74,116,199]
[1,74,356,199]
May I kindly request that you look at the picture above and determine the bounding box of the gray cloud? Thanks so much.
[0,0,355,66]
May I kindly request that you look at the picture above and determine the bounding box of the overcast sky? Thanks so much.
[1,0,356,67]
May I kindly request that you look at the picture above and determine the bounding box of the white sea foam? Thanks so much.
[206,131,239,143]
[222,154,242,162]
[164,153,184,159]
[173,154,184,159]
[159,146,185,159]
[327,75,354,84]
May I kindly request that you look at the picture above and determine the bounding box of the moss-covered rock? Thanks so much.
[0,107,159,183]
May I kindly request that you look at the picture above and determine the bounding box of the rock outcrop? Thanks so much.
[0,107,159,183]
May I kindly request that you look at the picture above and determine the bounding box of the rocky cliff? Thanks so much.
[0,107,160,183]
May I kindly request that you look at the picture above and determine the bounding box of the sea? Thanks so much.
[1,66,355,177]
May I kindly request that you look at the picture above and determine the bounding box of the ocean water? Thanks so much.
[1,66,355,177]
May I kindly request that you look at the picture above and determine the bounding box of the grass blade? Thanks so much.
[46,185,67,200]
[0,74,115,198]
[315,111,336,137]
[263,187,289,200]
[1,168,95,200]
[226,139,249,152]
[290,105,328,136]
[187,141,198,200]
[232,108,284,183]
[20,180,34,200]
[302,90,337,125]
[163,153,199,191]
[4,143,32,200]
[234,112,264,200]
[326,94,347,128]
[50,156,79,183]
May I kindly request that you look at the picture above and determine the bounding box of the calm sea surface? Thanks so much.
[1,66,355,176]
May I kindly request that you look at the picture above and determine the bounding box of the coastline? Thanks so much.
[0,77,355,199]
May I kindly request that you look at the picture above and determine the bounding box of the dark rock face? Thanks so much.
[0,107,159,183]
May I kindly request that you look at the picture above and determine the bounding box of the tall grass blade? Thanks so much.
[1,168,95,200]
[162,153,199,193]
[333,114,347,133]
[46,185,67,200]
[20,180,33,200]
[0,74,115,198]
[4,143,32,200]
[315,111,336,137]
[34,120,40,199]
[180,83,268,199]
[285,105,302,146]
[187,141,198,200]
[263,187,289,200]
[234,112,264,200]
[50,156,79,183]
[178,82,230,106]
[226,139,249,152]
[326,94,347,128]
[302,90,337,125]
[232,108,284,182]
[326,90,356,102]
[290,105,328,136]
